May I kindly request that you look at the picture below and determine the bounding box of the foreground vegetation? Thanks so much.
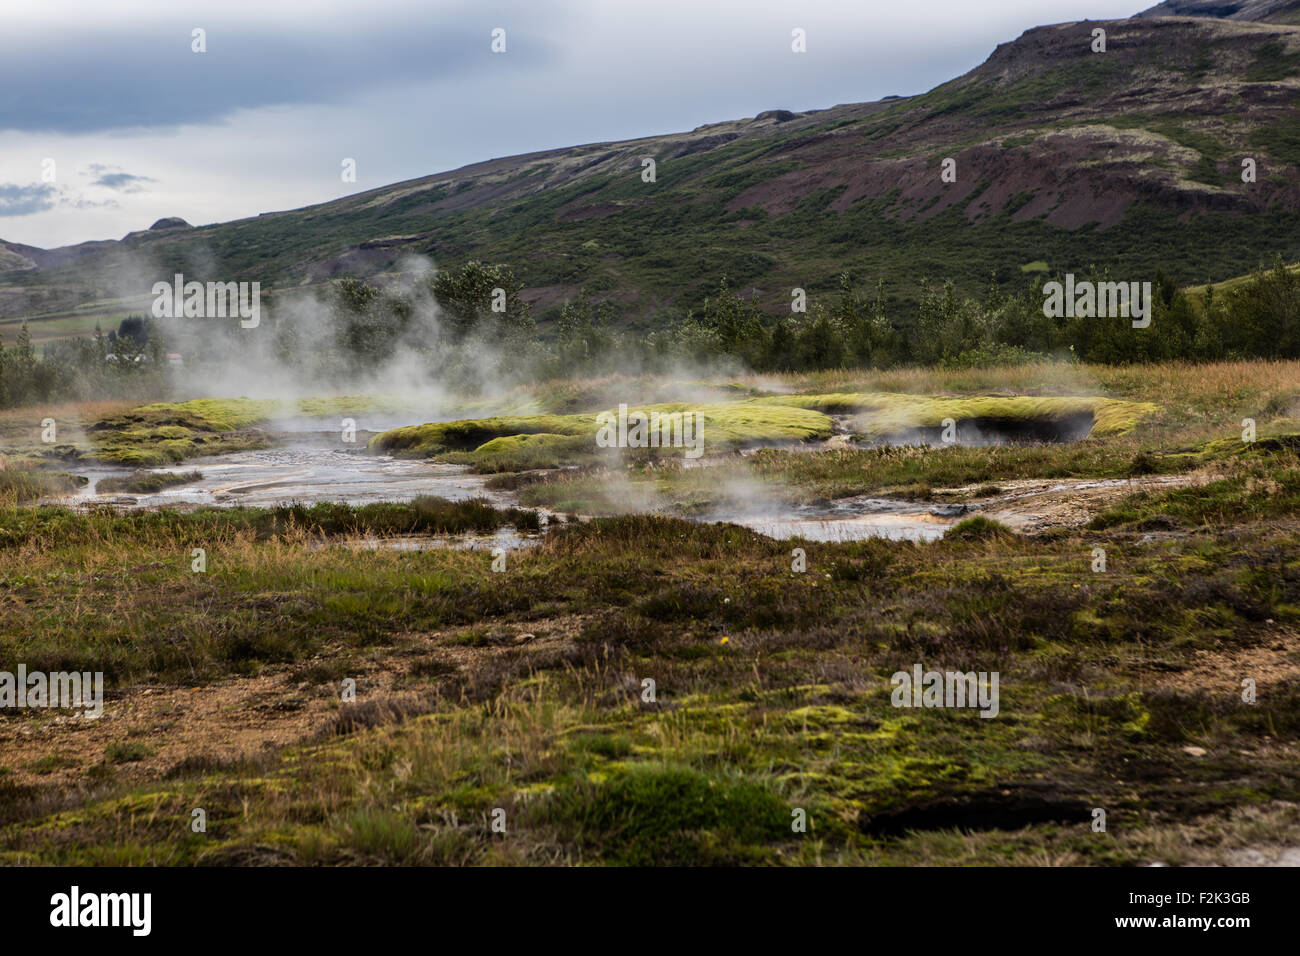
[96,470,204,495]
[1,359,1298,866]
[1,452,1297,864]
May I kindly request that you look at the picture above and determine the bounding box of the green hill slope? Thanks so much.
[4,11,1300,332]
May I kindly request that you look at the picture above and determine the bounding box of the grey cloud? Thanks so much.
[0,184,58,216]
[91,172,155,192]
[68,196,120,210]
[0,4,565,134]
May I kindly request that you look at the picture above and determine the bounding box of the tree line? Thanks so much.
[535,255,1300,374]
[0,316,170,409]
[1,256,1296,408]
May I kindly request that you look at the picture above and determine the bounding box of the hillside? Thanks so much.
[1182,257,1300,306]
[1138,0,1300,23]
[3,7,1300,333]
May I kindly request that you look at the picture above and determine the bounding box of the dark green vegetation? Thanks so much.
[96,470,203,495]
[0,315,173,410]
[6,253,1300,413]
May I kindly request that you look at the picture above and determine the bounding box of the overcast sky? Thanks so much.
[0,1,1141,249]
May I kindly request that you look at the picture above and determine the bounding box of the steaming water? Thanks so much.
[54,431,955,544]
[706,496,954,542]
[67,436,514,510]
[716,511,951,543]
[310,529,543,552]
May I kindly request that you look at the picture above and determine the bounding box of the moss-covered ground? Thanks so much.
[1,360,1298,865]
[2,469,1298,864]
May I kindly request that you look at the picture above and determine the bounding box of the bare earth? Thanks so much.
[968,473,1212,532]
[0,615,587,788]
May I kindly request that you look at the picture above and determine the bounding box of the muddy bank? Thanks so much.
[705,495,957,542]
[962,474,1208,533]
[310,528,546,553]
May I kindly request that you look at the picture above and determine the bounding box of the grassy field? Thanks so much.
[0,311,130,346]
[1,359,1298,865]
[1184,262,1300,310]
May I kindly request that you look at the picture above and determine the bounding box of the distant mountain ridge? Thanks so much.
[4,5,1300,329]
[1137,0,1300,23]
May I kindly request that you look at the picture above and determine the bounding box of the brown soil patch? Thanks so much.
[963,472,1213,532]
[1133,626,1300,695]
[0,615,588,788]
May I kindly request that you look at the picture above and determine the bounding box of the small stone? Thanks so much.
[1182,745,1207,757]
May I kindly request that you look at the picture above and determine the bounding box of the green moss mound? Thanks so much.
[371,415,599,458]
[89,397,409,465]
[452,433,595,473]
[370,403,834,461]
[753,392,1156,438]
